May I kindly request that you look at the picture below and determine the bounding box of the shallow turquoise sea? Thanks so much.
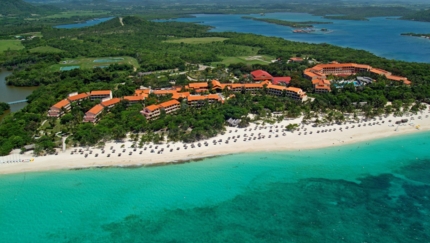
[1,132,430,242]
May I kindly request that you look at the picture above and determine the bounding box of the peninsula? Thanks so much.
[241,16,332,28]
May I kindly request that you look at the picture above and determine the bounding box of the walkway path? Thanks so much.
[119,17,124,26]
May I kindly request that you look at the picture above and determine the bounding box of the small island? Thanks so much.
[401,33,430,40]
[323,15,369,21]
[241,16,332,28]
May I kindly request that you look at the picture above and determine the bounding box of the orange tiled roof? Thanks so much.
[370,68,391,75]
[153,90,177,95]
[101,98,121,107]
[207,94,221,100]
[52,99,70,109]
[290,57,304,61]
[286,87,304,93]
[68,93,89,102]
[243,83,264,88]
[188,94,221,102]
[267,84,286,91]
[172,92,190,100]
[87,104,104,115]
[306,63,411,85]
[124,96,145,101]
[90,90,111,95]
[145,104,160,112]
[160,99,180,108]
[211,80,222,88]
[135,89,150,96]
[187,95,207,102]
[188,82,209,89]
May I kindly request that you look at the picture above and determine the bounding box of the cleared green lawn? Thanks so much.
[45,10,111,19]
[30,46,64,53]
[50,56,140,71]
[164,37,229,44]
[212,55,274,66]
[0,40,24,52]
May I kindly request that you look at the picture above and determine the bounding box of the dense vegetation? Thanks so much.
[0,102,10,116]
[241,17,332,28]
[0,0,58,16]
[401,9,430,22]
[0,14,430,155]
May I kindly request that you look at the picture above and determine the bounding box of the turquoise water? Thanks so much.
[55,17,114,29]
[1,132,430,242]
[60,66,80,71]
[172,13,430,63]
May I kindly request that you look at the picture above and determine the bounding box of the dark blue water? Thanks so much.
[55,17,114,29]
[173,13,430,63]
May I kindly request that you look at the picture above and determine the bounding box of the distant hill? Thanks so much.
[0,0,57,16]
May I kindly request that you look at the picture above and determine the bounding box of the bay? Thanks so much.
[1,131,429,242]
[173,12,430,63]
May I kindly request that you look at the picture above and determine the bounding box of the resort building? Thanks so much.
[266,84,307,101]
[289,57,304,62]
[285,87,307,101]
[312,79,331,93]
[172,92,190,100]
[47,99,71,117]
[304,62,411,88]
[251,70,273,81]
[124,95,146,105]
[90,90,112,101]
[141,100,180,120]
[141,105,161,120]
[135,89,150,96]
[101,98,121,109]
[272,77,291,86]
[187,94,222,107]
[159,100,180,115]
[67,93,89,103]
[84,104,104,123]
[152,89,178,97]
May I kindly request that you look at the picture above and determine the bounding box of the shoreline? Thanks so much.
[1,111,430,175]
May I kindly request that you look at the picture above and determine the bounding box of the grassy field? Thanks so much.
[164,37,229,44]
[0,40,24,52]
[30,46,64,53]
[50,56,140,71]
[45,10,111,19]
[212,55,275,66]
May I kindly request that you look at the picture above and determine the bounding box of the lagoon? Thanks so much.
[0,71,36,113]
[173,13,430,63]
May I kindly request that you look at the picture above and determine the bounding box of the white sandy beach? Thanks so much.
[1,109,430,175]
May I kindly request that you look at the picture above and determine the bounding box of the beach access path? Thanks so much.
[1,110,430,175]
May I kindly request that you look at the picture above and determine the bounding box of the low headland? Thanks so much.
[401,33,430,40]
[241,16,332,28]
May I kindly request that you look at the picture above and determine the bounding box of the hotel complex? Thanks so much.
[47,70,307,123]
[304,62,411,93]
[48,64,410,123]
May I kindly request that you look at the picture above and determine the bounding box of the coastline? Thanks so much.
[1,111,429,175]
